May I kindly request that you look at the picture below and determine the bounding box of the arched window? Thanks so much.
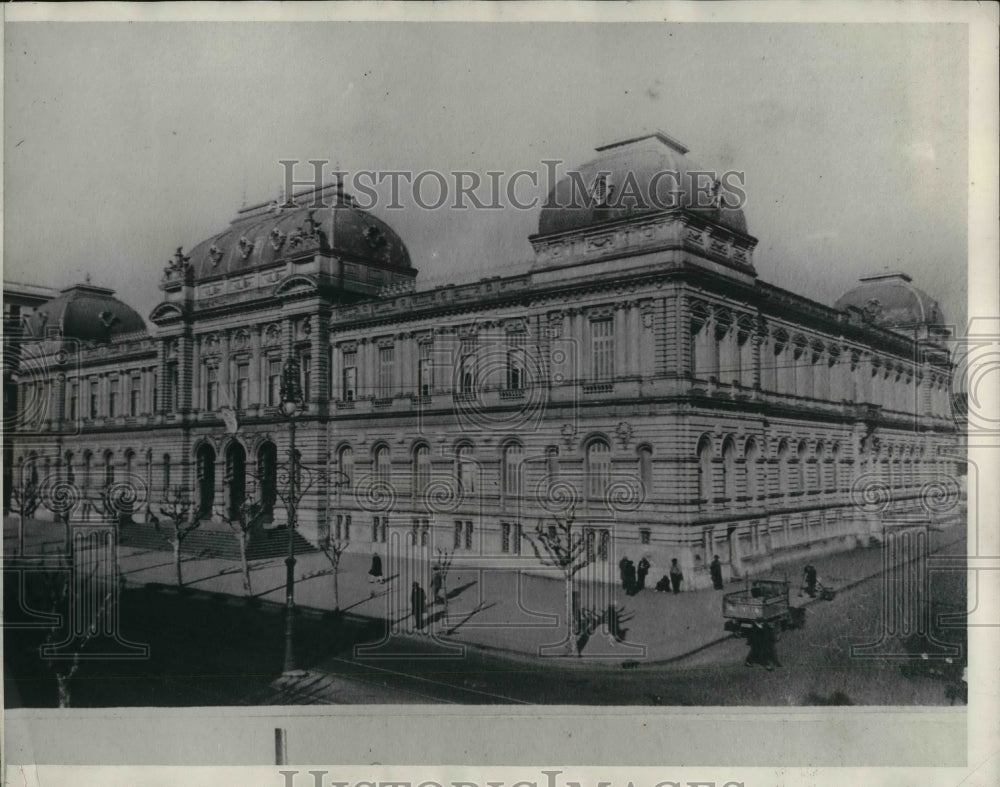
[690,302,716,381]
[637,444,653,497]
[195,443,215,516]
[374,445,391,487]
[796,440,808,494]
[585,439,611,499]
[545,446,559,488]
[815,440,826,492]
[745,438,759,501]
[339,446,355,491]
[124,449,135,479]
[830,442,840,493]
[64,452,75,486]
[722,437,737,501]
[502,443,523,499]
[456,444,476,495]
[697,436,713,503]
[778,439,791,498]
[82,450,93,494]
[103,451,115,490]
[413,444,430,497]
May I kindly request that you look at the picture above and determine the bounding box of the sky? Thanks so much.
[4,22,969,332]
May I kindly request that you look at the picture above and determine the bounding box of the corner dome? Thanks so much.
[25,283,147,343]
[184,183,411,282]
[537,131,748,237]
[835,272,945,327]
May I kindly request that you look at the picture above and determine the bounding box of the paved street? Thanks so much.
[4,516,968,706]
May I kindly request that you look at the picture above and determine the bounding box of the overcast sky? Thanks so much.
[4,22,968,331]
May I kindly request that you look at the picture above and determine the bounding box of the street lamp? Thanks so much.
[279,355,303,675]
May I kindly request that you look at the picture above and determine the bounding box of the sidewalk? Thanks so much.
[4,516,967,665]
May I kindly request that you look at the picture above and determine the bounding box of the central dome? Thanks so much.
[537,131,748,237]
[185,184,411,282]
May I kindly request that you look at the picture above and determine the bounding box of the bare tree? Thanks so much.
[32,545,113,708]
[525,506,593,654]
[9,466,41,555]
[317,529,350,611]
[432,548,454,623]
[214,490,262,595]
[153,487,203,587]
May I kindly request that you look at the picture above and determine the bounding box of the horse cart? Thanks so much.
[723,579,806,638]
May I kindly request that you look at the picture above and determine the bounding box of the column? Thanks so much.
[330,342,342,401]
[219,331,231,404]
[250,326,262,405]
[191,336,202,412]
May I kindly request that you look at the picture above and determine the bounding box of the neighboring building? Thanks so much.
[4,280,59,513]
[8,132,961,586]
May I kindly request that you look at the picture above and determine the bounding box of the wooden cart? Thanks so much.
[722,579,806,637]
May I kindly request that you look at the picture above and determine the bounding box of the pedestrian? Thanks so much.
[618,556,631,593]
[710,555,724,590]
[410,581,426,629]
[744,622,764,667]
[760,622,781,670]
[623,558,637,596]
[803,564,818,597]
[368,551,384,584]
[636,557,651,592]
[669,558,683,594]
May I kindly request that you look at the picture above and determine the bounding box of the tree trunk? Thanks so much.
[332,562,340,610]
[238,531,252,594]
[564,572,577,655]
[173,540,183,587]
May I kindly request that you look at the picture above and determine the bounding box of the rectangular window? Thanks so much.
[640,528,651,545]
[591,318,614,381]
[300,353,311,401]
[506,332,525,390]
[206,366,218,411]
[89,380,99,419]
[464,520,473,550]
[268,359,281,406]
[236,362,250,409]
[129,376,141,416]
[108,378,119,417]
[460,353,476,393]
[342,350,357,401]
[152,371,158,413]
[335,514,351,542]
[501,522,511,554]
[454,521,463,549]
[68,382,78,422]
[372,515,387,543]
[166,363,179,412]
[378,346,394,397]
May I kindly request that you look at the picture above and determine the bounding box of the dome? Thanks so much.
[537,131,748,237]
[25,283,147,343]
[184,185,411,282]
[834,272,945,327]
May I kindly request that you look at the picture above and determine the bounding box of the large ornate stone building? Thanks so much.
[9,131,960,587]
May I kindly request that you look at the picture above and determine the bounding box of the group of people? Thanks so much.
[618,556,652,595]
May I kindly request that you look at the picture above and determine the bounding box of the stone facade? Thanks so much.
[8,132,961,588]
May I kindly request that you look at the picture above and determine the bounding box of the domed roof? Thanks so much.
[25,283,147,343]
[834,272,945,327]
[537,131,748,237]
[185,184,411,281]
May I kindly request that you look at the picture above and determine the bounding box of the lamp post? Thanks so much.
[279,355,303,675]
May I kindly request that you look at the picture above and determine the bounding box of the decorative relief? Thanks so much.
[163,247,193,281]
[263,324,281,346]
[560,423,577,448]
[208,245,224,266]
[616,421,633,449]
[269,228,287,251]
[232,330,249,351]
[237,236,255,260]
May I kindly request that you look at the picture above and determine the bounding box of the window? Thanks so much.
[236,362,250,409]
[722,437,736,500]
[506,332,525,390]
[638,445,653,494]
[640,528,651,545]
[68,382,78,422]
[418,343,433,396]
[108,378,119,417]
[591,318,614,381]
[464,520,473,549]
[378,346,394,397]
[342,350,357,401]
[299,353,311,401]
[162,454,171,493]
[89,380,98,419]
[778,440,791,498]
[697,436,713,502]
[374,445,391,486]
[152,371,158,414]
[166,363,179,412]
[103,451,115,489]
[454,520,473,550]
[372,515,388,543]
[268,359,282,407]
[129,376,141,416]
[500,522,521,554]
[460,353,476,394]
[338,446,354,490]
[745,438,760,501]
[205,366,219,411]
[334,514,351,542]
[598,529,610,562]
[454,521,463,549]
[501,522,511,553]
[586,439,611,499]
[502,443,523,498]
[457,444,476,494]
[411,517,430,547]
[413,444,431,496]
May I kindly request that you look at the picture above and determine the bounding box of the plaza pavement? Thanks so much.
[4,516,966,666]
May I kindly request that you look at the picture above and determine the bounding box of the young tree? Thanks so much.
[525,506,594,655]
[214,490,263,595]
[32,545,113,708]
[432,549,454,623]
[154,487,203,587]
[9,465,41,555]
[317,527,350,611]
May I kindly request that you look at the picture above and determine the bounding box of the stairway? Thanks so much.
[118,521,316,561]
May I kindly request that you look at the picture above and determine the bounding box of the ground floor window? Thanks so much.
[453,519,473,550]
[411,517,430,547]
[334,513,351,541]
[372,515,388,543]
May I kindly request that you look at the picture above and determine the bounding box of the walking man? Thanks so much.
[623,558,637,596]
[636,557,651,592]
[710,555,724,590]
[803,565,818,598]
[410,581,426,630]
[669,558,683,594]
